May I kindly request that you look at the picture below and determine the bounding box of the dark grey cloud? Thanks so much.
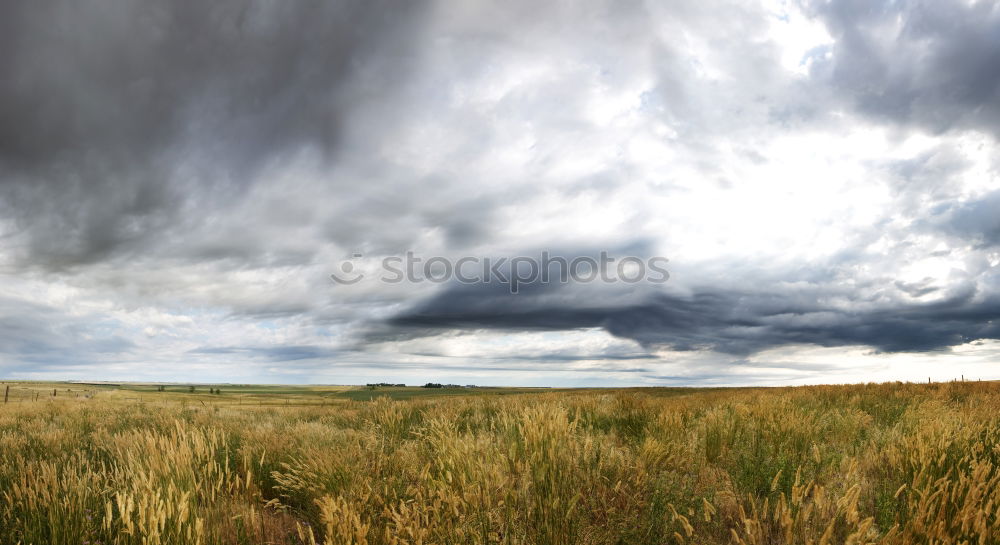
[937,189,1000,248]
[379,270,1000,355]
[807,0,1000,136]
[0,0,428,269]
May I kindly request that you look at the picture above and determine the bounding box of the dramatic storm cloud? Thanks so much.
[1,0,998,386]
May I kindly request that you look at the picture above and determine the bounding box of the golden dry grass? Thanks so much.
[1,380,998,544]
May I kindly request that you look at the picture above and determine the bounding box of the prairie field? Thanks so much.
[1,381,998,545]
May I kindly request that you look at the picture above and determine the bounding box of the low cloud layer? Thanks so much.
[1,0,999,385]
[381,258,1000,355]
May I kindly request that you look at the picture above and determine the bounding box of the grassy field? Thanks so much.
[0,380,998,544]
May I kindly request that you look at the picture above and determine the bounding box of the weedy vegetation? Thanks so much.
[0,380,998,544]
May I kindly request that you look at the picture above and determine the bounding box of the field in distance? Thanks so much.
[0,381,582,404]
[0,380,997,544]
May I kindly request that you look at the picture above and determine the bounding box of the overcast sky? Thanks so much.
[2,0,999,386]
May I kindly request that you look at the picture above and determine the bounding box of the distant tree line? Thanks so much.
[154,385,221,394]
